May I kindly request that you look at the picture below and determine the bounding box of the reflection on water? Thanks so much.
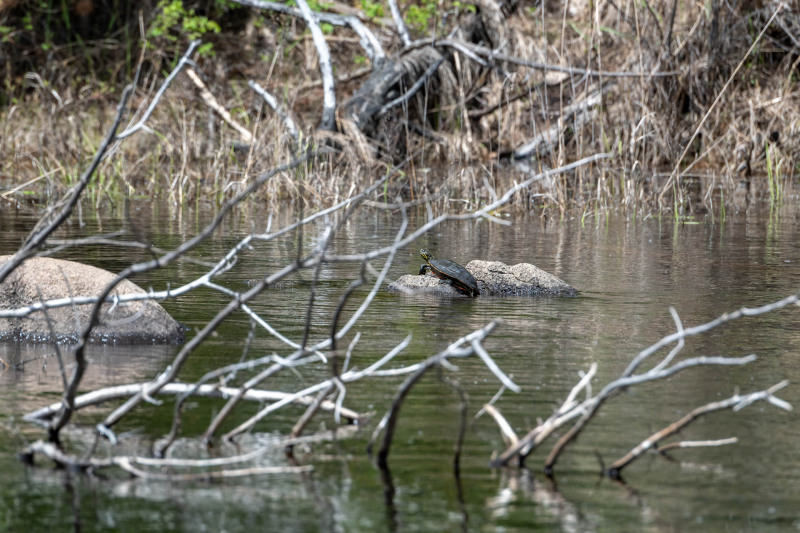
[1,200,800,532]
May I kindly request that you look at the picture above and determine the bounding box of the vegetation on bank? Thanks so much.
[1,0,798,215]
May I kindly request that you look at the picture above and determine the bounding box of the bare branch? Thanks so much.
[24,382,361,424]
[116,40,200,140]
[622,292,800,378]
[249,80,301,151]
[542,355,757,472]
[607,381,791,478]
[23,439,325,480]
[232,0,385,64]
[187,67,253,143]
[483,404,518,447]
[293,0,336,130]
[367,321,500,467]
[387,0,411,46]
[655,437,738,453]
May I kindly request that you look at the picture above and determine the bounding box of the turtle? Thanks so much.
[418,249,479,297]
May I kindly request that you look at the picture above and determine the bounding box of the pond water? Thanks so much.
[1,199,799,532]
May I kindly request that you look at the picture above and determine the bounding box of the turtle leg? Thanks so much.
[419,264,431,275]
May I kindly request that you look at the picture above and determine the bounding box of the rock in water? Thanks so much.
[0,256,185,344]
[387,259,577,297]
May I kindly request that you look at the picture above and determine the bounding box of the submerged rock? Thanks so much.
[0,256,185,344]
[387,259,577,297]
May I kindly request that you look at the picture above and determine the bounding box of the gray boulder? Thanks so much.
[0,256,185,344]
[388,259,577,297]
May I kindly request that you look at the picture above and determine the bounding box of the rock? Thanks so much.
[387,259,577,297]
[0,256,185,344]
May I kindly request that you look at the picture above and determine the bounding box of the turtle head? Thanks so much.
[419,249,433,262]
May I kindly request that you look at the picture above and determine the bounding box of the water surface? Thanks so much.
[1,200,799,532]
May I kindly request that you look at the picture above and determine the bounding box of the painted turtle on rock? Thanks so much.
[418,249,479,297]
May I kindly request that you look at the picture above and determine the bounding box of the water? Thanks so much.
[1,200,800,532]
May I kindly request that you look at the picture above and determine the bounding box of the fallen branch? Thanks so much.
[187,67,253,143]
[489,292,800,472]
[607,381,791,478]
[21,431,370,479]
[23,382,362,424]
[655,437,738,454]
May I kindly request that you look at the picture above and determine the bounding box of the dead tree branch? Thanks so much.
[489,292,799,472]
[607,381,791,478]
[51,152,311,443]
[367,321,504,468]
[233,0,385,65]
[116,40,201,140]
[187,67,253,143]
[24,382,361,425]
[293,0,336,130]
[249,80,301,151]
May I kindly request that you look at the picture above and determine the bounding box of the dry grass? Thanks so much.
[1,1,799,216]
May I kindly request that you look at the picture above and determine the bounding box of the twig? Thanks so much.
[187,67,253,143]
[249,80,301,151]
